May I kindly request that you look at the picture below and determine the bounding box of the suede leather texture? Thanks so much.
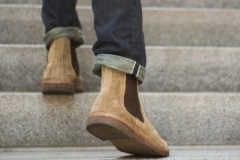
[90,66,169,154]
[42,37,83,91]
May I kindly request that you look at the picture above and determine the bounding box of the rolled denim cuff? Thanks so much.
[92,54,146,83]
[44,27,85,49]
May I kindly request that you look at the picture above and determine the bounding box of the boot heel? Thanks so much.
[42,83,75,94]
[86,116,132,140]
[87,115,169,157]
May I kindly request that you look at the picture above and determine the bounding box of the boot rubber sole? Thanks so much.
[42,82,75,94]
[86,114,169,157]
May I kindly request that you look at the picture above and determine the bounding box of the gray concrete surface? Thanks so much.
[1,0,240,8]
[0,92,239,147]
[1,5,240,46]
[0,45,100,92]
[142,0,240,8]
[0,146,240,159]
[2,45,240,92]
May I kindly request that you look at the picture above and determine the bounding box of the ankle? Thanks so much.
[100,66,144,121]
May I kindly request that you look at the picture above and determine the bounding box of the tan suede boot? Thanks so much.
[42,37,82,94]
[86,66,169,157]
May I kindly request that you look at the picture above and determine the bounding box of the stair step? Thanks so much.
[0,92,239,147]
[0,146,240,159]
[1,5,240,46]
[1,45,240,92]
[1,0,240,8]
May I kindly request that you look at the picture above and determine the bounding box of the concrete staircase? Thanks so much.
[0,0,240,159]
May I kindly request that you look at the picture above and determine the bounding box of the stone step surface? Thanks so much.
[0,146,240,160]
[0,92,239,147]
[1,0,240,8]
[1,5,240,46]
[1,45,240,92]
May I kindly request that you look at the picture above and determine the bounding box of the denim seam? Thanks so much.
[44,27,85,49]
[136,67,140,78]
[130,62,137,74]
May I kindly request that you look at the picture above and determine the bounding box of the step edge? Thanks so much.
[1,4,240,12]
[2,44,240,50]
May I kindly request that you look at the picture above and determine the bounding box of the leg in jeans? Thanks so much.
[41,0,84,94]
[87,0,169,157]
[92,0,146,82]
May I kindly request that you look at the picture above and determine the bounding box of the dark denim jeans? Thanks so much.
[42,0,146,82]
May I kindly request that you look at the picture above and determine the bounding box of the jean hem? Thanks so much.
[92,54,146,83]
[44,27,85,49]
